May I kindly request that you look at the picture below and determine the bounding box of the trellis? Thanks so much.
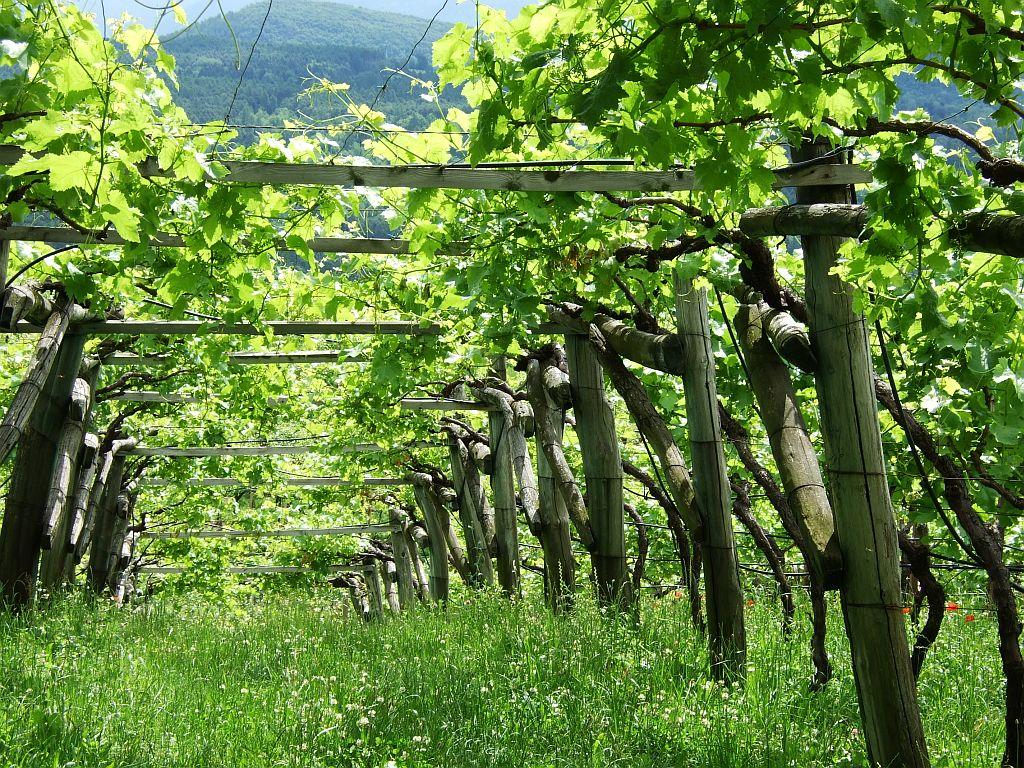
[4,148,1023,768]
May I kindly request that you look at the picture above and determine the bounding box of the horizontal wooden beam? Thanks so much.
[138,565,352,575]
[140,476,412,487]
[0,145,871,192]
[5,320,440,336]
[104,351,369,366]
[0,225,414,255]
[108,391,199,403]
[400,397,495,412]
[142,524,388,539]
[127,441,435,457]
[739,203,1024,259]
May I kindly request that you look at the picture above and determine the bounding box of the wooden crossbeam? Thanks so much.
[142,524,388,539]
[105,351,369,366]
[0,145,871,192]
[108,391,199,403]
[139,565,352,575]
[0,225,414,255]
[140,476,412,487]
[126,442,433,457]
[400,397,495,412]
[5,320,440,336]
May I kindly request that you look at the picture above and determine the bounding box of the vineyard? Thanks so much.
[0,1,1023,766]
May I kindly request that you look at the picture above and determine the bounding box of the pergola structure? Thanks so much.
[3,146,1024,768]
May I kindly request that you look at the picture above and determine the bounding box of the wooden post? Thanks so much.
[488,406,521,597]
[0,240,8,314]
[382,560,401,613]
[734,301,842,586]
[407,524,431,602]
[0,302,86,465]
[40,433,98,588]
[349,579,370,621]
[105,491,135,591]
[792,139,929,768]
[530,350,576,612]
[564,334,631,608]
[0,327,86,609]
[411,480,449,602]
[389,507,415,609]
[675,275,746,679]
[86,455,127,593]
[362,562,385,620]
[445,432,494,586]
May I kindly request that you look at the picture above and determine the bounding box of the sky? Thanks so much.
[73,0,531,27]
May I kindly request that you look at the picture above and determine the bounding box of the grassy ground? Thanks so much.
[0,589,1003,767]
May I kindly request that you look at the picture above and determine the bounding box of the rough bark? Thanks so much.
[480,392,521,597]
[0,302,86,464]
[732,302,843,588]
[72,437,137,564]
[87,456,128,593]
[40,376,92,550]
[524,360,596,553]
[898,526,946,679]
[548,303,688,374]
[39,432,98,589]
[564,332,632,610]
[389,506,416,609]
[740,203,1024,260]
[718,402,833,688]
[444,429,494,586]
[0,324,86,609]
[524,349,576,613]
[626,504,648,595]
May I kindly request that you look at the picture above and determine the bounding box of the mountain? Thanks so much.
[76,0,529,26]
[163,1,463,137]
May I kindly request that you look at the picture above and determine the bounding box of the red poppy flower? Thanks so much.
[902,607,911,615]
[673,590,683,599]
[965,614,976,622]
[946,601,959,611]
[745,599,756,607]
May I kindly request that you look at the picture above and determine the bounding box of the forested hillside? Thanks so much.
[162,0,983,140]
[165,0,457,136]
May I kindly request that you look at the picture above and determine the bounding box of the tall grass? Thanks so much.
[0,589,1002,767]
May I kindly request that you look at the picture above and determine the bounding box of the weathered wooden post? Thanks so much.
[486,402,521,596]
[407,523,431,602]
[362,561,385,621]
[87,455,128,593]
[105,489,136,592]
[40,432,98,588]
[389,506,416,609]
[382,559,401,613]
[444,429,494,586]
[563,333,631,609]
[523,348,576,611]
[37,365,96,592]
[792,139,929,768]
[69,437,135,571]
[410,476,450,602]
[0,319,86,609]
[675,274,746,679]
